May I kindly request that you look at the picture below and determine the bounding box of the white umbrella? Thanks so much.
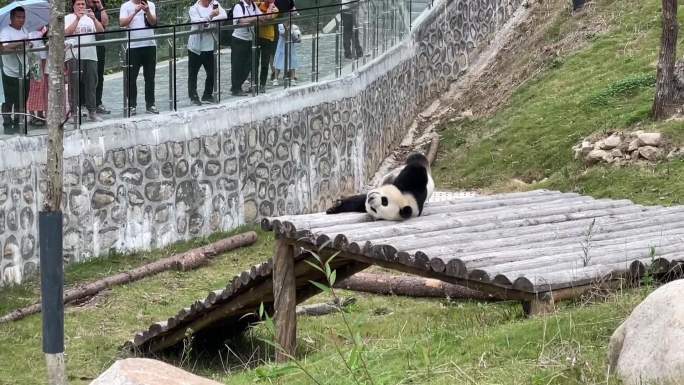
[0,0,50,33]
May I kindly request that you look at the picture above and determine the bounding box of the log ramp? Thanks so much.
[128,189,684,356]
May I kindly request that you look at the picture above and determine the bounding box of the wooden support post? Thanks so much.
[273,239,297,362]
[522,292,555,317]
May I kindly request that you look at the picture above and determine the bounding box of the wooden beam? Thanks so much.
[273,239,297,362]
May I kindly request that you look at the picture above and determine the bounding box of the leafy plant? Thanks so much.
[256,249,375,385]
[586,73,656,107]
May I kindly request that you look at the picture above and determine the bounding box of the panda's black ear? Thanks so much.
[399,206,413,219]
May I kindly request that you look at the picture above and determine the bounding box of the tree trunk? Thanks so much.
[0,232,258,324]
[335,272,500,301]
[653,0,679,120]
[44,0,67,383]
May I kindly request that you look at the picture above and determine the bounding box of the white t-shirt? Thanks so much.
[64,14,98,62]
[0,25,29,78]
[232,0,261,42]
[120,0,157,48]
[188,1,227,54]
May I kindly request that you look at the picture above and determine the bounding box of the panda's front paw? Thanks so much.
[326,199,344,214]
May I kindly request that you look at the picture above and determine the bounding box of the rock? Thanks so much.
[580,140,594,155]
[608,279,684,385]
[667,148,683,160]
[637,132,663,147]
[90,358,223,385]
[610,149,623,158]
[638,146,662,161]
[627,139,640,152]
[600,134,622,150]
[586,149,610,164]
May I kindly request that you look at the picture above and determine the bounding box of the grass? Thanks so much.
[0,225,275,385]
[0,0,681,384]
[434,0,684,205]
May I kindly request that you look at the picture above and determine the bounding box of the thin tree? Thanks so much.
[43,0,67,382]
[652,0,679,120]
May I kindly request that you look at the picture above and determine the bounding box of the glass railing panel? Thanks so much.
[216,21,257,100]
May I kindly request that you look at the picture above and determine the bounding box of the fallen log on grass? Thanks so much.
[0,231,258,324]
[335,272,500,301]
[296,297,356,316]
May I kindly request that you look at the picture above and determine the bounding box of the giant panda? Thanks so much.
[326,152,434,220]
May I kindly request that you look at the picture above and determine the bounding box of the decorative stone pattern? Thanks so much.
[0,0,522,285]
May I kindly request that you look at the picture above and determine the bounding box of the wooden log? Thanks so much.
[0,232,258,324]
[319,197,634,243]
[284,192,581,236]
[426,134,439,166]
[309,193,593,236]
[295,297,357,316]
[335,272,499,301]
[273,239,297,362]
[413,214,684,265]
[371,204,676,248]
[478,244,684,282]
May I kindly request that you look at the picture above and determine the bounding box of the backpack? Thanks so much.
[220,1,246,47]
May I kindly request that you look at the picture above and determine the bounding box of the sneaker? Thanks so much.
[190,98,202,106]
[272,79,279,86]
[231,90,248,97]
[88,111,103,122]
[96,105,111,114]
[201,95,217,104]
[291,79,297,86]
[146,105,159,114]
[128,107,137,116]
[270,71,276,81]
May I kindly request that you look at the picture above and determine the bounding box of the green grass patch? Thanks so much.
[433,0,684,203]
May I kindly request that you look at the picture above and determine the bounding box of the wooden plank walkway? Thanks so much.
[127,189,684,355]
[265,189,684,295]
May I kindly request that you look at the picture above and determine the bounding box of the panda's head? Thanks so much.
[365,185,419,221]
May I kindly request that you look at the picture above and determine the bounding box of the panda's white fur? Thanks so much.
[326,152,433,221]
[365,184,419,221]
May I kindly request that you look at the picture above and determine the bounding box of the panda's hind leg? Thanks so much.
[326,194,368,214]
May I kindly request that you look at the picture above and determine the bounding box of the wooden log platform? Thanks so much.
[264,189,684,358]
[127,189,684,356]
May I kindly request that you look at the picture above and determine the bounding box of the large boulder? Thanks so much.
[90,358,223,385]
[608,279,684,385]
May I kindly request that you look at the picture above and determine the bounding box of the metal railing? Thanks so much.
[0,0,428,136]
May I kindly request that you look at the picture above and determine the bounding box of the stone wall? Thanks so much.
[0,0,522,285]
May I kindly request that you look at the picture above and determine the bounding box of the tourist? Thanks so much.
[341,0,363,59]
[0,6,30,132]
[230,0,261,96]
[273,23,300,86]
[86,0,110,115]
[66,0,104,122]
[120,0,159,115]
[26,25,48,126]
[187,0,227,105]
[256,0,278,92]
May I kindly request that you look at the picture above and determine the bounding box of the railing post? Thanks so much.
[167,37,174,111]
[21,40,26,134]
[124,30,131,117]
[252,15,258,95]
[315,1,320,82]
[77,35,81,127]
[409,0,413,30]
[334,7,341,77]
[172,26,177,111]
[215,21,220,99]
